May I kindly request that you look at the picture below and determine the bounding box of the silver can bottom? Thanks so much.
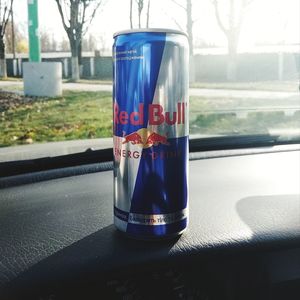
[114,216,187,241]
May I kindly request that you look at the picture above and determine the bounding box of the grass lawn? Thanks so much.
[0,77,22,82]
[190,110,300,135]
[189,94,300,134]
[1,91,299,147]
[0,91,112,147]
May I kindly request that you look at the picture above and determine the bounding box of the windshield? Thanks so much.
[0,0,299,163]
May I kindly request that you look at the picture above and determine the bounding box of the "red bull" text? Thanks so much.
[114,102,186,126]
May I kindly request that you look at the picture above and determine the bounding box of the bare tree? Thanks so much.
[51,33,58,51]
[212,0,253,81]
[54,0,103,81]
[40,32,58,52]
[60,37,70,51]
[146,0,150,28]
[97,34,107,54]
[129,0,151,28]
[0,0,13,78]
[171,0,195,82]
[171,0,194,55]
[5,20,26,54]
[6,21,28,54]
[130,0,133,28]
[82,34,97,51]
[40,30,52,52]
[136,0,143,28]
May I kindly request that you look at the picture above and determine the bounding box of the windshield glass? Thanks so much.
[0,0,299,162]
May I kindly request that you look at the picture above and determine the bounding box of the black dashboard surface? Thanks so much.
[0,149,300,298]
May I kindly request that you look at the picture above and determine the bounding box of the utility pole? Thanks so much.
[27,0,41,62]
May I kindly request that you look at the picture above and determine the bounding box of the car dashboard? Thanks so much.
[0,145,300,299]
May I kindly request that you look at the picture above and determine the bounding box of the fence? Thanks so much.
[6,52,300,82]
[6,55,113,80]
[195,52,300,82]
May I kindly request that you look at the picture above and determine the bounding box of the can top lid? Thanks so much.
[113,28,188,38]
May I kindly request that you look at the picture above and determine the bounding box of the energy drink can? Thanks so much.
[113,29,189,239]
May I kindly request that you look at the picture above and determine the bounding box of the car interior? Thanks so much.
[0,0,299,299]
[0,142,300,299]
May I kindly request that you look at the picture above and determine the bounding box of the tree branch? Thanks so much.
[1,6,7,36]
[55,0,70,32]
[80,0,88,28]
[242,0,254,7]
[237,0,253,26]
[235,0,253,42]
[3,0,13,35]
[82,0,103,36]
[171,0,186,11]
[0,0,13,38]
[162,8,183,31]
[212,0,228,36]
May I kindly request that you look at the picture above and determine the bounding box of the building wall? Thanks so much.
[6,52,300,82]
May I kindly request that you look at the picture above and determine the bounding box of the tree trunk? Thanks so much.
[130,0,133,28]
[226,34,238,81]
[0,40,7,78]
[189,54,195,83]
[71,56,80,81]
[186,0,195,83]
[138,11,141,28]
[186,0,193,56]
[78,40,83,78]
[227,56,237,82]
[226,0,238,81]
[70,39,80,81]
[278,52,283,81]
[146,0,150,28]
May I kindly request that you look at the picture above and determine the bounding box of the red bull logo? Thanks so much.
[114,102,186,126]
[146,132,169,146]
[122,128,169,148]
[122,131,143,145]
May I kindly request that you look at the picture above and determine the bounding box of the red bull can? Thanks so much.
[113,29,189,239]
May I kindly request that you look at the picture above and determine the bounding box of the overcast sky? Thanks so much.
[14,0,300,52]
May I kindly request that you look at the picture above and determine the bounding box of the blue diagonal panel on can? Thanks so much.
[125,33,189,237]
[128,136,188,215]
[113,33,166,137]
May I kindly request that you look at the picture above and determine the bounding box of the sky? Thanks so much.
[14,0,300,53]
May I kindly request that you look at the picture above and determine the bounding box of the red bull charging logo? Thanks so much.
[122,128,169,148]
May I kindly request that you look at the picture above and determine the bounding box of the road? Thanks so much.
[0,80,299,100]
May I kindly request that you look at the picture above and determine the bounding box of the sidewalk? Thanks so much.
[0,80,298,100]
